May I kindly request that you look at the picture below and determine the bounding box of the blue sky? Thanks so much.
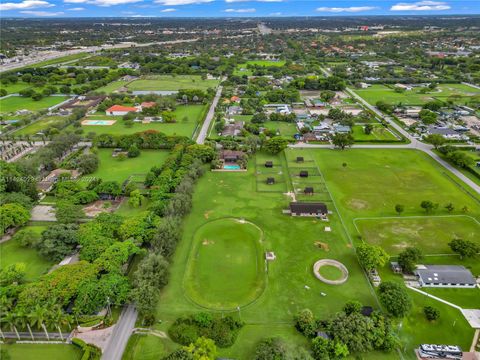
[0,0,479,18]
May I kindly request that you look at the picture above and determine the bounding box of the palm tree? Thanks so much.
[1,312,20,340]
[49,307,70,341]
[28,304,50,339]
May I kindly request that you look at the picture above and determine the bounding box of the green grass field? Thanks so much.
[84,149,169,183]
[355,84,480,106]
[351,124,398,141]
[0,344,83,360]
[0,225,54,281]
[127,75,219,91]
[303,148,479,358]
[123,334,175,360]
[0,81,34,94]
[129,148,479,359]
[255,152,289,193]
[95,80,129,93]
[355,216,480,255]
[14,116,66,135]
[143,153,376,358]
[184,218,266,310]
[262,121,298,138]
[0,96,69,114]
[234,60,286,76]
[77,105,206,137]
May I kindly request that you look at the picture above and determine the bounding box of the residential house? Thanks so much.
[106,105,140,116]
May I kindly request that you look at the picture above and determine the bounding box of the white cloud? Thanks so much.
[224,7,255,12]
[154,0,212,5]
[20,10,64,15]
[68,6,85,9]
[390,1,451,11]
[160,7,176,11]
[0,0,53,11]
[64,0,142,6]
[225,0,282,2]
[269,11,282,16]
[316,6,378,13]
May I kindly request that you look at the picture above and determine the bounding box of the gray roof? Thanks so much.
[415,265,476,285]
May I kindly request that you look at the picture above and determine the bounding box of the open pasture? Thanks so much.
[183,218,266,310]
[0,96,69,114]
[306,148,480,219]
[84,148,169,183]
[255,152,289,193]
[14,116,68,135]
[355,83,480,106]
[127,75,219,92]
[351,124,398,141]
[355,215,480,255]
[149,156,376,359]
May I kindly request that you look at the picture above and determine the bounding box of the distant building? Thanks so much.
[221,121,244,137]
[219,150,245,163]
[333,124,351,134]
[289,202,328,218]
[106,105,140,116]
[414,265,476,288]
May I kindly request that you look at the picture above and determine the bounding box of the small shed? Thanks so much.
[390,261,403,274]
[265,252,276,261]
[304,187,314,195]
[296,156,304,163]
[266,177,275,185]
[299,170,309,178]
[265,161,273,168]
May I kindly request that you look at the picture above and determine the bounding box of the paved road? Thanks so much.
[196,85,223,144]
[101,305,137,360]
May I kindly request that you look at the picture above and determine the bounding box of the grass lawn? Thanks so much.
[318,264,344,281]
[95,80,129,93]
[77,105,206,137]
[33,53,91,68]
[116,197,151,217]
[0,225,54,281]
[0,344,83,360]
[303,148,479,357]
[184,218,266,310]
[307,148,480,220]
[14,116,66,135]
[0,96,69,114]
[400,290,474,357]
[123,334,174,360]
[146,154,377,358]
[255,152,289,193]
[355,215,480,255]
[423,287,480,309]
[233,60,286,76]
[263,121,298,138]
[127,75,219,92]
[0,81,34,94]
[84,149,169,183]
[351,124,398,141]
[355,84,480,106]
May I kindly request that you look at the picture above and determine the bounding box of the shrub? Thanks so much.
[169,313,243,348]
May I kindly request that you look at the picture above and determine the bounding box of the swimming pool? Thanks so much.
[224,164,241,170]
[81,120,116,126]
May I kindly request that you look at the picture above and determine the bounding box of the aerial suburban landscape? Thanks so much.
[0,3,479,360]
